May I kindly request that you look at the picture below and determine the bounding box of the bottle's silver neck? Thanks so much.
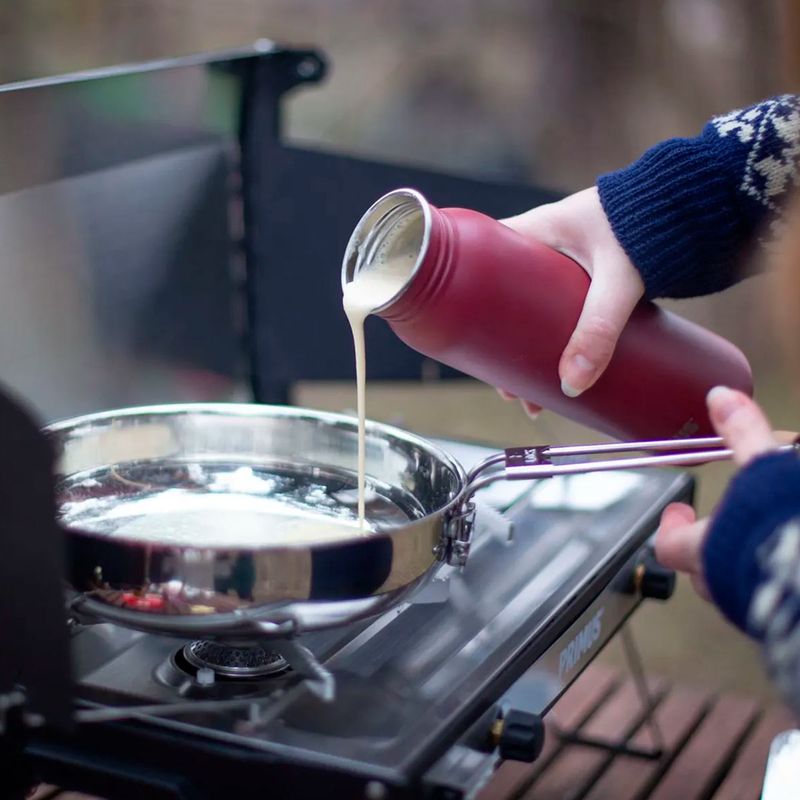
[341,188,432,312]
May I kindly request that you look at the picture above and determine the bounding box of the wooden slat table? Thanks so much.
[27,664,797,800]
[480,664,794,800]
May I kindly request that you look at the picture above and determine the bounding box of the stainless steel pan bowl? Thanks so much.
[49,404,466,638]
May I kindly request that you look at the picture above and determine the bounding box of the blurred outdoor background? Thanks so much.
[2,0,798,701]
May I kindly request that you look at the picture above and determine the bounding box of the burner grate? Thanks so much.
[183,640,289,678]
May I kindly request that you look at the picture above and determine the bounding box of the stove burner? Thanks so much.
[183,641,289,678]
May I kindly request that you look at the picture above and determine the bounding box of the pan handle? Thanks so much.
[441,436,800,567]
[466,436,800,495]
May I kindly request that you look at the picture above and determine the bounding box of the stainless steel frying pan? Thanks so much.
[49,403,788,639]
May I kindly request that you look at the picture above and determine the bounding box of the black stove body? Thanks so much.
[27,461,690,800]
[0,45,692,799]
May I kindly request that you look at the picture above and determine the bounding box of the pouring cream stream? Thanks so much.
[342,255,415,527]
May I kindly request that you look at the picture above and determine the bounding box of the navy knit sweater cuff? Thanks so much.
[597,128,747,300]
[702,450,800,637]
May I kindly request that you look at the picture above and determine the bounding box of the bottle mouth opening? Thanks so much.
[341,188,432,313]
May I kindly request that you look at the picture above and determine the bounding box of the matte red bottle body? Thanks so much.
[343,191,753,441]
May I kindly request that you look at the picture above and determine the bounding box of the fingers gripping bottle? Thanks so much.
[341,188,752,441]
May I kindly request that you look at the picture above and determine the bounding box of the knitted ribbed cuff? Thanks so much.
[702,450,800,637]
[597,128,746,300]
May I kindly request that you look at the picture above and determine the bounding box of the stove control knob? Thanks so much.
[634,553,676,600]
[491,710,545,762]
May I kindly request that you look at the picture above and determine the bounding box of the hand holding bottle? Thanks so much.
[498,187,645,414]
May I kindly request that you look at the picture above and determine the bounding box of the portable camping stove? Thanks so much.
[14,439,690,800]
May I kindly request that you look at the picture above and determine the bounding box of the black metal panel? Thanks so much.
[243,139,560,402]
[78,143,238,376]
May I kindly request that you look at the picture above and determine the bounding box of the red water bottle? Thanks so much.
[341,188,753,441]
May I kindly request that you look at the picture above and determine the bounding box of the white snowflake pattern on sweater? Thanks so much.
[749,519,800,713]
[712,96,800,238]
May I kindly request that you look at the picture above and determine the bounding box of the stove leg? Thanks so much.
[554,624,666,761]
[620,623,667,757]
